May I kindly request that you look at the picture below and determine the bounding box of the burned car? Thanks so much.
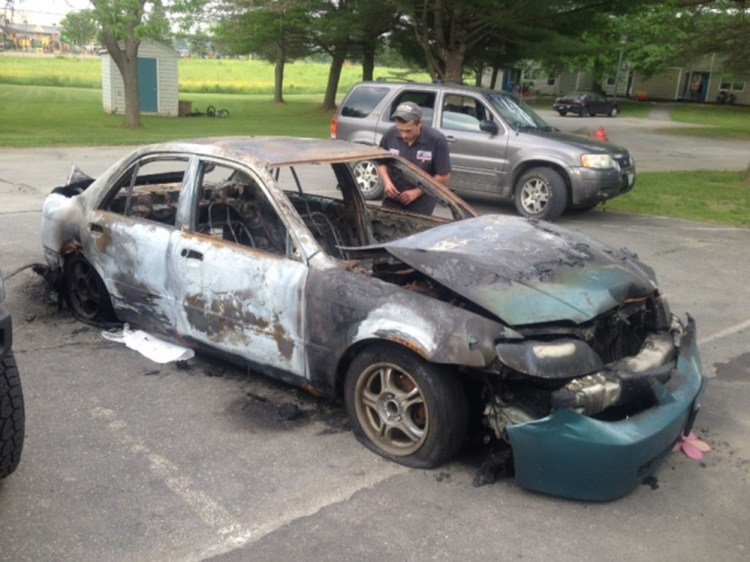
[40,137,704,500]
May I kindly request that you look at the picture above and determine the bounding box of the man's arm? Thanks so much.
[378,164,401,200]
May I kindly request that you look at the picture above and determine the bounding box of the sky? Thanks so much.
[7,0,91,26]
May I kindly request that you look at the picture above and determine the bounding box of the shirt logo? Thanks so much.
[416,150,433,163]
[388,148,400,155]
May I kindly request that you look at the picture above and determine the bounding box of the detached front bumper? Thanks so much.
[506,316,705,501]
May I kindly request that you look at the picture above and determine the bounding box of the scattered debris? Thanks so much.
[473,447,514,487]
[102,323,195,364]
[642,475,659,490]
[276,402,307,422]
[674,432,712,460]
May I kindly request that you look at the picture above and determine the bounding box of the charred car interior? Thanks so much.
[40,137,705,501]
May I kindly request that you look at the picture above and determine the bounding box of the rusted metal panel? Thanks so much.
[378,215,657,325]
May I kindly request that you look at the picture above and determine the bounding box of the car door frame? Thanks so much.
[168,155,311,381]
[83,152,192,336]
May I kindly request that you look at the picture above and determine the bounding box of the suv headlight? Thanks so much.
[581,154,616,169]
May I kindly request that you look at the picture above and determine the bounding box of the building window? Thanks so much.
[546,76,556,86]
[719,78,745,92]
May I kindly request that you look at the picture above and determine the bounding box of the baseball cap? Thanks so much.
[392,102,422,122]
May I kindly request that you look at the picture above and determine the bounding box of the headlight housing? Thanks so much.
[581,154,616,169]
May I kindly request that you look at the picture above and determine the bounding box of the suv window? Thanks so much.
[388,90,437,122]
[441,94,493,132]
[341,86,390,118]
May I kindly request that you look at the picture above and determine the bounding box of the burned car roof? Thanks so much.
[147,136,393,166]
[39,136,706,501]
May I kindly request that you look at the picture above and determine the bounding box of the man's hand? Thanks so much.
[384,180,401,200]
[396,188,422,205]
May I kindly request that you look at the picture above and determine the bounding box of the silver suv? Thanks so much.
[331,81,635,220]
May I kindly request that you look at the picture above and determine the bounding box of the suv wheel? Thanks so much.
[0,351,24,479]
[514,168,568,221]
[352,160,384,200]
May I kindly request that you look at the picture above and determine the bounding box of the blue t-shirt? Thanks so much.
[379,125,451,215]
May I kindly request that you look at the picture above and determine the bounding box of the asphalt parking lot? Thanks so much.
[1,113,749,562]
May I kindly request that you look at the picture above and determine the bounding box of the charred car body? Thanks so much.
[40,137,704,500]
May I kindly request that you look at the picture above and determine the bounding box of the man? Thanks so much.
[378,101,451,215]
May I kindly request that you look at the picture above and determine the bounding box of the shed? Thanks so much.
[101,39,179,116]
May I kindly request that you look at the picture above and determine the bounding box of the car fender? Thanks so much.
[303,267,519,397]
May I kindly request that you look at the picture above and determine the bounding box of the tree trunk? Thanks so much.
[101,32,141,128]
[490,66,500,90]
[322,50,346,110]
[442,46,466,83]
[274,47,285,104]
[121,56,141,128]
[362,41,375,82]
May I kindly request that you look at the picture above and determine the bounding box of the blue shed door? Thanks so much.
[138,57,158,113]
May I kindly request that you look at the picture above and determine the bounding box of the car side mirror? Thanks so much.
[479,120,498,135]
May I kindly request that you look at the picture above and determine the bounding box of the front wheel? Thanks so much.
[64,254,116,322]
[514,168,568,220]
[0,352,24,479]
[352,160,384,200]
[344,343,468,468]
[557,110,567,117]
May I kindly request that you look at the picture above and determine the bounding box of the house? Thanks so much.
[0,22,61,52]
[485,54,746,105]
[630,55,747,105]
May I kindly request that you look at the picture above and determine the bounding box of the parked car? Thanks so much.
[0,267,25,479]
[39,137,704,500]
[331,81,635,221]
[553,91,621,117]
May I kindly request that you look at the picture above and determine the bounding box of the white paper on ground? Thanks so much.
[102,323,195,364]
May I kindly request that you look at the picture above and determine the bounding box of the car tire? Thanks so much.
[557,110,567,117]
[352,160,384,200]
[344,343,468,469]
[514,167,568,221]
[64,254,116,322]
[0,352,24,479]
[609,107,619,117]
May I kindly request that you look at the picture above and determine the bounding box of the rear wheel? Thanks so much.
[0,352,24,479]
[352,160,384,200]
[344,343,468,468]
[64,254,115,322]
[514,167,568,220]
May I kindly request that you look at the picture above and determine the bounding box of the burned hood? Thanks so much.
[380,215,657,325]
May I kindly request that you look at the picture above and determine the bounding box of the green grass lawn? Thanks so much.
[606,171,750,229]
[0,84,334,146]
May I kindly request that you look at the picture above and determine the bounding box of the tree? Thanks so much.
[392,0,654,84]
[60,9,98,49]
[91,0,172,128]
[213,0,313,103]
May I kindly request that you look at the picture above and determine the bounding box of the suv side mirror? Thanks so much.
[479,120,498,135]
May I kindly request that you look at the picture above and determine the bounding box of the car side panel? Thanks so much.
[169,232,308,379]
